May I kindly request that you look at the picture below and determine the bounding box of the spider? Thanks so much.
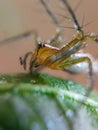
[0,0,98,91]
[19,0,98,91]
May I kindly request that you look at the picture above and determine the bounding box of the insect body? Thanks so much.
[20,33,97,71]
[20,31,98,89]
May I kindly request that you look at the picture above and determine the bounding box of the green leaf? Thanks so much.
[0,73,98,130]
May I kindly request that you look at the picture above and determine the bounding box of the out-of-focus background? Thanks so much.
[0,0,98,90]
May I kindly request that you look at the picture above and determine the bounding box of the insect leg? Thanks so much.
[40,0,60,26]
[47,28,62,46]
[19,32,41,70]
[48,55,93,91]
[40,0,63,45]
[63,57,93,95]
[60,0,83,37]
[85,34,98,43]
[0,30,35,46]
[19,52,33,70]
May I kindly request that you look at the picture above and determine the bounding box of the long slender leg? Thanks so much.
[40,0,63,45]
[0,30,35,46]
[48,55,93,91]
[40,0,60,26]
[47,29,62,46]
[60,0,83,37]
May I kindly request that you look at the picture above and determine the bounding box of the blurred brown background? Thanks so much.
[0,0,98,90]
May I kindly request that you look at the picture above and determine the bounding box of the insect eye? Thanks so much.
[38,42,45,48]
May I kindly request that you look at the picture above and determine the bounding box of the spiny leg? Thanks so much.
[60,0,83,37]
[60,0,98,42]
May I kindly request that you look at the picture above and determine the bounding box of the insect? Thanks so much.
[19,0,98,92]
[0,0,97,91]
